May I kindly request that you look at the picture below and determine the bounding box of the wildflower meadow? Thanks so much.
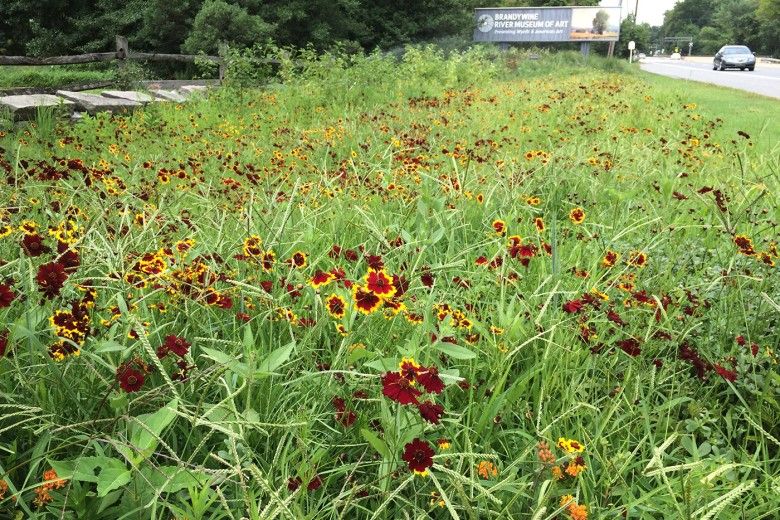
[0,48,778,519]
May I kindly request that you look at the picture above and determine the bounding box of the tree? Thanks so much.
[758,0,780,55]
[183,0,272,54]
[592,10,610,34]
[618,15,652,57]
[135,0,201,53]
[662,0,718,37]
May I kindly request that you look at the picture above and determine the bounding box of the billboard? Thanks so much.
[474,7,621,43]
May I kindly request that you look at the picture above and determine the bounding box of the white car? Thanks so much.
[670,52,682,60]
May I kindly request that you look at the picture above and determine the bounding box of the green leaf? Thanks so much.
[96,462,131,497]
[201,347,251,378]
[49,457,104,483]
[93,340,126,354]
[256,341,295,375]
[144,466,209,494]
[242,324,254,350]
[363,358,398,372]
[432,342,476,360]
[129,399,179,459]
[361,428,391,459]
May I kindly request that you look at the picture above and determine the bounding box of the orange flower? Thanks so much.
[565,456,587,477]
[476,460,498,479]
[534,217,545,232]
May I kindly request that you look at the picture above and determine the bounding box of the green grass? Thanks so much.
[0,65,115,90]
[0,47,778,519]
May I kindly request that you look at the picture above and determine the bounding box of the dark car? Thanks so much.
[713,45,756,71]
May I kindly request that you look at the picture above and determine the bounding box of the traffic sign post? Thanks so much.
[628,40,635,63]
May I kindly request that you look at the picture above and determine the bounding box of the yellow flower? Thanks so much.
[556,437,585,454]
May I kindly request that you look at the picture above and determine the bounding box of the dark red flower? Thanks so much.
[678,343,711,380]
[21,233,50,257]
[392,274,409,297]
[57,249,81,273]
[116,362,145,393]
[417,401,444,424]
[0,283,15,308]
[287,477,302,491]
[402,438,434,474]
[617,338,641,357]
[36,262,69,298]
[381,371,421,405]
[336,409,357,427]
[562,299,584,314]
[162,335,191,357]
[606,310,625,326]
[714,363,737,382]
[306,475,322,491]
[416,366,445,394]
[420,271,434,288]
[344,249,359,262]
[365,254,384,270]
[329,244,342,259]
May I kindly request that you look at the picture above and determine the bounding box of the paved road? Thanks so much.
[640,58,780,99]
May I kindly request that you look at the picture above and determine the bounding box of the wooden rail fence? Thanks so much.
[0,36,224,80]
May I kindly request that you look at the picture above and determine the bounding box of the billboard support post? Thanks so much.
[580,42,590,59]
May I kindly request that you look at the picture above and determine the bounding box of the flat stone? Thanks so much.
[56,91,140,115]
[178,85,209,97]
[101,90,157,104]
[0,94,74,121]
[150,89,187,103]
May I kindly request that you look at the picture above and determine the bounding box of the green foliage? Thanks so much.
[183,0,273,55]
[112,61,150,90]
[618,15,652,57]
[660,0,777,56]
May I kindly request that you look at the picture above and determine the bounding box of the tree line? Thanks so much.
[668,0,779,56]
[2,0,775,59]
[0,0,600,57]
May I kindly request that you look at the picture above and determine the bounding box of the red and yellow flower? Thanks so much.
[352,284,382,314]
[325,294,346,319]
[569,207,585,225]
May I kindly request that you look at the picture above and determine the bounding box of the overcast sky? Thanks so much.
[599,0,680,27]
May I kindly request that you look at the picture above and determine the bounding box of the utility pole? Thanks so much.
[635,0,639,20]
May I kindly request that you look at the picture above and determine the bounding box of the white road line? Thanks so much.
[643,63,780,82]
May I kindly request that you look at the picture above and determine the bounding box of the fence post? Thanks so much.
[116,35,128,73]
